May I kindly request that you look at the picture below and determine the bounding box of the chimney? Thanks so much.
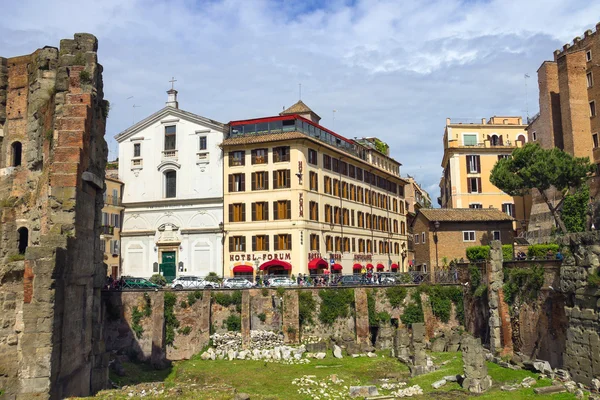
[166,89,179,109]
[481,118,486,124]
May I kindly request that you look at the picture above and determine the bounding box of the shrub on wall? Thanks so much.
[385,286,407,308]
[400,290,424,326]
[164,292,180,346]
[502,245,514,261]
[298,291,316,328]
[149,274,167,287]
[131,306,144,339]
[503,265,544,309]
[213,291,242,309]
[318,289,354,325]
[466,246,490,262]
[225,314,241,332]
[527,244,560,259]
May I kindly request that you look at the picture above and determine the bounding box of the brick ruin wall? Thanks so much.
[0,34,108,399]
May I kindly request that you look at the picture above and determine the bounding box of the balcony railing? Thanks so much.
[104,195,122,206]
[101,225,114,235]
[162,149,178,159]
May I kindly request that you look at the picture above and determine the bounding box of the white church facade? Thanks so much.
[116,89,224,280]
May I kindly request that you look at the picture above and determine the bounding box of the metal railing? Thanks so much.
[104,195,122,206]
[100,225,114,235]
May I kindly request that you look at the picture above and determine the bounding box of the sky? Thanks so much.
[2,0,600,201]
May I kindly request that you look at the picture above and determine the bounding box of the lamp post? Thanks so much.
[219,222,226,279]
[433,221,440,273]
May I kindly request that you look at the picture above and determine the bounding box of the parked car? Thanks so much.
[171,276,216,290]
[222,277,253,289]
[332,275,364,286]
[121,277,161,290]
[268,277,298,287]
[378,273,397,285]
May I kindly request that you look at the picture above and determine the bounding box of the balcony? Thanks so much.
[101,225,114,235]
[162,149,178,160]
[196,151,209,164]
[104,195,122,206]
[131,158,143,169]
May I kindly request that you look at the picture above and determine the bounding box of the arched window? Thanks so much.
[17,227,28,255]
[516,134,526,145]
[11,142,22,167]
[165,170,176,198]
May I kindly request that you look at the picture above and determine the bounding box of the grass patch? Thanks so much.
[7,254,25,262]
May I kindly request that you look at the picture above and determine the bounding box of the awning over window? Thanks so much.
[332,263,343,271]
[259,260,292,270]
[308,258,328,270]
[233,265,254,273]
[376,264,385,271]
[366,263,374,270]
[391,263,399,270]
[353,263,362,270]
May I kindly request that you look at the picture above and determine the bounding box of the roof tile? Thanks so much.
[418,208,514,222]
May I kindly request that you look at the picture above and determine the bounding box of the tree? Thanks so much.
[490,143,593,233]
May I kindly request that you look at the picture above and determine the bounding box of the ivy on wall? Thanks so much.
[164,292,180,346]
[503,266,544,309]
[298,291,316,328]
[318,289,354,325]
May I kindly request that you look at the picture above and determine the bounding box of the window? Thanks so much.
[332,158,339,172]
[273,200,291,220]
[310,234,320,251]
[594,133,599,148]
[591,101,596,117]
[110,240,120,255]
[586,50,592,62]
[349,165,356,178]
[422,232,426,243]
[367,240,372,253]
[378,241,384,254]
[342,182,348,199]
[252,202,268,221]
[493,231,501,241]
[229,203,246,222]
[467,177,482,193]
[498,155,510,161]
[253,235,269,251]
[326,236,333,252]
[252,171,268,190]
[273,146,290,162]
[309,201,319,221]
[274,234,292,250]
[357,212,364,228]
[323,154,331,170]
[229,236,246,252]
[356,167,363,181]
[414,234,419,244]
[164,125,176,150]
[469,203,483,209]
[309,172,318,191]
[199,136,207,150]
[588,72,594,88]
[11,142,22,167]
[343,208,349,225]
[463,231,475,242]
[273,170,291,189]
[357,187,363,203]
[251,148,267,164]
[324,176,332,194]
[466,155,480,173]
[401,221,406,235]
[334,207,341,224]
[335,237,341,252]
[343,237,350,253]
[133,143,141,157]
[333,179,340,196]
[165,170,176,198]
[110,213,120,228]
[502,203,515,217]
[463,134,477,146]
[229,173,246,192]
[229,151,245,166]
[532,131,537,141]
[308,149,318,165]
[325,205,332,223]
[350,184,356,201]
[393,220,398,233]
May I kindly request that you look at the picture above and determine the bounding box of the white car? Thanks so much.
[171,276,216,290]
[268,277,298,287]
[222,277,253,289]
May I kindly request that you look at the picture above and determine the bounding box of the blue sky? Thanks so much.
[2,0,600,199]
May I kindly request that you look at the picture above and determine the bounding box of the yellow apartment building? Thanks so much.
[101,175,124,278]
[221,101,409,278]
[439,116,531,234]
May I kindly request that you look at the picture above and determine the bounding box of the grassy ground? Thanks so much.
[85,351,584,399]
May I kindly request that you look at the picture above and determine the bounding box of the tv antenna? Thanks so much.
[524,73,530,121]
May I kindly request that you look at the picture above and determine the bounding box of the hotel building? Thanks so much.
[221,101,408,278]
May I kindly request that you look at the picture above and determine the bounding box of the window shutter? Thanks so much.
[228,175,233,192]
[274,235,279,251]
[241,203,246,221]
[240,174,245,191]
[273,172,278,189]
[286,170,290,187]
[476,156,481,173]
[477,178,482,193]
[264,172,269,190]
[252,203,256,221]
[287,234,292,250]
[251,173,256,190]
[264,202,269,220]
[287,200,291,219]
[229,237,233,252]
[265,235,270,251]
[467,178,472,193]
[273,202,278,220]
[228,204,233,222]
[252,236,257,251]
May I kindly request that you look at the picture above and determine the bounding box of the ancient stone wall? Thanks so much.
[0,34,108,399]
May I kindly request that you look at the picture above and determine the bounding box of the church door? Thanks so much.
[160,251,177,283]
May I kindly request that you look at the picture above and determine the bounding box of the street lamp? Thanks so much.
[433,221,440,272]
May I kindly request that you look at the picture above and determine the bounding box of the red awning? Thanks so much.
[376,264,384,270]
[366,263,374,270]
[332,263,343,271]
[233,265,254,273]
[308,258,328,270]
[391,263,399,270]
[259,260,292,271]
[353,263,363,270]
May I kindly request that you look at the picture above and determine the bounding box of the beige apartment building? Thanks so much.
[101,174,124,278]
[439,116,531,234]
[221,101,409,278]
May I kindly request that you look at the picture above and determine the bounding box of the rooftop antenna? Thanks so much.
[524,73,530,121]
[169,76,177,90]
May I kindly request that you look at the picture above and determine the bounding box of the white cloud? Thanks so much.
[1,0,599,202]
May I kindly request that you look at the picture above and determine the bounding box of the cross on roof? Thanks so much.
[169,77,177,90]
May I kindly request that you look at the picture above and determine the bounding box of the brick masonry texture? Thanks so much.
[0,34,108,399]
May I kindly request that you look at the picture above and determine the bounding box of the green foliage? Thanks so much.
[149,274,167,287]
[527,244,559,259]
[257,312,266,322]
[503,266,545,309]
[318,289,354,325]
[400,290,424,326]
[45,129,53,144]
[385,286,407,308]
[490,143,594,233]
[367,290,377,326]
[466,246,489,261]
[179,326,192,336]
[73,52,86,66]
[142,292,152,317]
[194,290,203,300]
[298,291,316,328]
[502,245,514,261]
[225,314,241,331]
[587,268,600,287]
[164,292,180,346]
[187,292,197,307]
[469,265,482,292]
[286,325,297,335]
[79,70,92,84]
[180,301,188,309]
[375,311,391,326]
[101,99,110,119]
[205,272,221,283]
[276,287,285,297]
[562,185,589,233]
[373,138,389,155]
[261,288,269,297]
[473,285,488,298]
[212,291,242,308]
[131,306,144,339]
[7,254,25,262]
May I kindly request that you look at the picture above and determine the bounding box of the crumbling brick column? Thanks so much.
[241,290,251,348]
[461,335,492,393]
[282,290,299,344]
[354,288,369,345]
[487,240,513,356]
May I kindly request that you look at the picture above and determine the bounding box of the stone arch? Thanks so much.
[516,134,527,145]
[11,141,22,167]
[17,226,28,254]
[189,211,218,228]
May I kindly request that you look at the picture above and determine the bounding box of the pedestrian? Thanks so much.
[556,250,564,261]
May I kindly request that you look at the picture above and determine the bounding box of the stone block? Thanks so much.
[349,386,379,398]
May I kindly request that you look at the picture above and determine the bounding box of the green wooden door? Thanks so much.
[160,251,177,283]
